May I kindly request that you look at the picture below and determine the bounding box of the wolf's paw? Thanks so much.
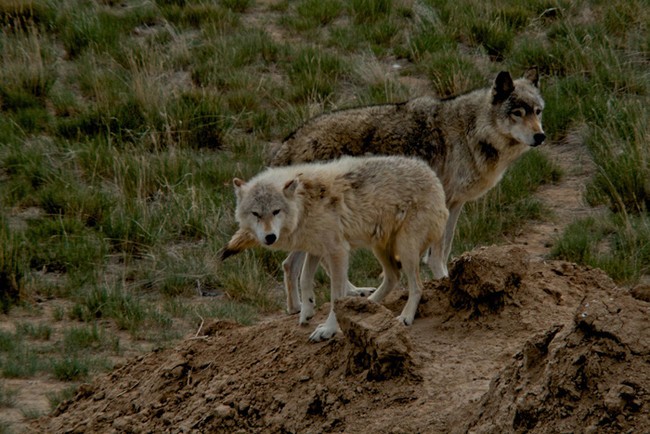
[396,314,414,326]
[299,304,315,325]
[287,306,301,315]
[298,308,314,325]
[347,287,376,297]
[368,291,382,303]
[308,323,338,342]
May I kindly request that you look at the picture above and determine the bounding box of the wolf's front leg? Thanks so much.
[308,248,348,342]
[282,251,305,314]
[299,253,320,324]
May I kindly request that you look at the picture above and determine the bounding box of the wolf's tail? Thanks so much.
[217,229,259,261]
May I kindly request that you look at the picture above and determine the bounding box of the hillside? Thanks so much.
[33,245,649,433]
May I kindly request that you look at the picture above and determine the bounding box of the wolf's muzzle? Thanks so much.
[264,233,277,245]
[532,133,546,147]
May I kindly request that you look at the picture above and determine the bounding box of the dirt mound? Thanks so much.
[33,246,649,433]
[461,289,650,433]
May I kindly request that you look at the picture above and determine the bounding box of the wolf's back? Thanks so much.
[269,99,440,167]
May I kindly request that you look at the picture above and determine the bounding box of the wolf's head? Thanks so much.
[492,68,546,148]
[233,176,301,247]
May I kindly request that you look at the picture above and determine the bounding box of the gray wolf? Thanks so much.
[220,68,545,320]
[230,155,448,341]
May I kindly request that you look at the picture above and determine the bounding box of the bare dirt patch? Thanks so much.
[32,245,649,433]
[512,134,603,258]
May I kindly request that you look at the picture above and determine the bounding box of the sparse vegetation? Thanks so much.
[0,383,17,408]
[0,0,648,429]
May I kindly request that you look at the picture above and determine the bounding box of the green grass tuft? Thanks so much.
[551,214,650,283]
[584,100,649,214]
[51,356,90,381]
[0,217,25,313]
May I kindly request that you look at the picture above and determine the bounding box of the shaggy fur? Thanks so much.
[231,156,448,341]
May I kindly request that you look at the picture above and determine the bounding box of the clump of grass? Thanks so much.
[217,250,284,313]
[57,2,159,59]
[551,215,650,283]
[470,19,514,61]
[21,407,43,421]
[351,55,410,104]
[68,283,178,339]
[16,322,52,340]
[425,51,485,97]
[51,356,90,381]
[0,0,56,32]
[0,25,56,111]
[0,383,17,408]
[24,217,106,279]
[584,100,649,214]
[293,0,343,30]
[0,215,25,313]
[402,20,454,64]
[221,0,254,13]
[348,0,392,24]
[160,2,239,30]
[46,386,78,411]
[1,347,42,378]
[285,46,346,103]
[0,330,16,353]
[62,325,102,352]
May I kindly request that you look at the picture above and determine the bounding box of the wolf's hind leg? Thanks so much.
[319,262,376,297]
[345,282,376,297]
[426,238,447,280]
[440,203,463,276]
[367,247,400,304]
[397,252,423,326]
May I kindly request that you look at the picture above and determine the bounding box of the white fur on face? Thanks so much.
[510,118,544,146]
[253,213,284,246]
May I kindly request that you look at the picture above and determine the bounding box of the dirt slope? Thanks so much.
[32,245,649,433]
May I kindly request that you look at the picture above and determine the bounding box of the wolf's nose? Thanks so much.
[265,234,277,245]
[533,133,546,146]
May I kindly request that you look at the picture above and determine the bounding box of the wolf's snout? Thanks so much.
[533,133,546,147]
[264,233,277,245]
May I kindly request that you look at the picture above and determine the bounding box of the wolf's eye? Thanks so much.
[535,108,542,116]
[252,211,261,218]
[511,108,525,118]
[272,209,281,216]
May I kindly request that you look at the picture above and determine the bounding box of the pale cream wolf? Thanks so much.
[221,68,545,319]
[230,155,448,341]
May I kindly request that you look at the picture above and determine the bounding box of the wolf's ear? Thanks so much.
[283,178,299,198]
[523,67,540,87]
[492,71,514,104]
[233,178,246,200]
